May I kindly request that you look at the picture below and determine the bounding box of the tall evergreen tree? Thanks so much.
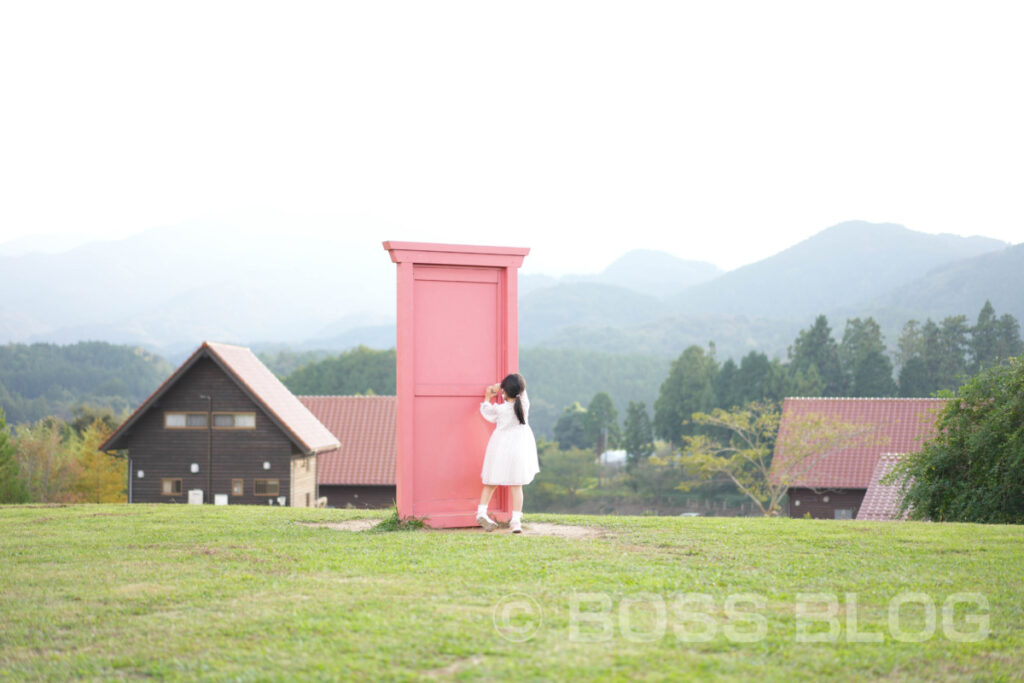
[997,314,1024,359]
[970,300,1001,373]
[896,320,925,372]
[899,316,973,396]
[937,315,971,391]
[622,401,654,469]
[760,359,824,403]
[970,300,1024,373]
[714,359,740,409]
[736,351,773,404]
[653,345,718,444]
[898,356,933,397]
[584,392,620,454]
[851,351,898,397]
[788,315,846,395]
[840,317,896,397]
[553,403,589,450]
[0,408,29,504]
[785,364,826,398]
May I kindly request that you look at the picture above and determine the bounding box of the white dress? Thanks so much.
[479,391,540,485]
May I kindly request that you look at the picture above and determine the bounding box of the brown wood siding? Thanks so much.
[120,356,297,505]
[290,454,317,507]
[787,487,866,519]
[320,485,396,509]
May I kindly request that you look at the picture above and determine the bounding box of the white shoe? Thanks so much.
[510,518,522,534]
[476,514,497,531]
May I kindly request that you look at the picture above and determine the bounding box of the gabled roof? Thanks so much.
[298,395,396,486]
[101,342,340,455]
[771,397,945,490]
[857,454,911,521]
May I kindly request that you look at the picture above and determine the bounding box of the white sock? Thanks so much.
[477,505,491,518]
[511,511,522,522]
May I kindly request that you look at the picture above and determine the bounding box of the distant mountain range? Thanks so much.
[518,221,1017,359]
[1,219,1018,362]
[671,222,1005,318]
[0,218,395,359]
[521,249,723,299]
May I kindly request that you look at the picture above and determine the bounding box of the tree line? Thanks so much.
[0,406,125,504]
[530,301,1021,514]
[552,300,1021,449]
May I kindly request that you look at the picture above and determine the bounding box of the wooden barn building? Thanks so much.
[770,397,945,520]
[101,342,340,506]
[299,395,396,509]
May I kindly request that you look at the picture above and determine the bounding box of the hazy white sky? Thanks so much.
[1,1,1022,275]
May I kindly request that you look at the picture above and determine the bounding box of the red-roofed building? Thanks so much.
[771,397,945,519]
[857,454,911,521]
[102,342,339,506]
[298,396,396,509]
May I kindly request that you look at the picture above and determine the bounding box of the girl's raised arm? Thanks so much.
[479,399,500,423]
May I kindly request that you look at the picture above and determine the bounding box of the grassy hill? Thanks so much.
[1,505,1020,680]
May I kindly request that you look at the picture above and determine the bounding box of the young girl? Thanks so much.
[476,373,539,533]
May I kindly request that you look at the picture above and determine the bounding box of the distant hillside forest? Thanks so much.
[2,301,1019,440]
[0,342,172,425]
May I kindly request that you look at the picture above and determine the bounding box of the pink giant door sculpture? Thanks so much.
[383,242,530,528]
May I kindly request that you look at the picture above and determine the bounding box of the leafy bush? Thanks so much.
[895,357,1024,523]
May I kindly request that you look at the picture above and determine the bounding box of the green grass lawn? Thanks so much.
[1,505,1021,681]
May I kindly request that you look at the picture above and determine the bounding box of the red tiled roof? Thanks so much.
[208,343,339,454]
[771,397,945,489]
[857,454,911,521]
[298,395,396,486]
[101,342,339,454]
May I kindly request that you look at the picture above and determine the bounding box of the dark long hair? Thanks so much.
[500,373,527,425]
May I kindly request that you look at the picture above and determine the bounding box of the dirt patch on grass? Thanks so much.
[300,519,604,538]
[300,519,381,532]
[443,522,605,539]
[423,654,485,678]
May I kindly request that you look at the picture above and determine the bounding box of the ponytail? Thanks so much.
[500,373,528,425]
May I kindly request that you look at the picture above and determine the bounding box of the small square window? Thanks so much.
[161,478,182,495]
[834,508,853,520]
[231,479,244,496]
